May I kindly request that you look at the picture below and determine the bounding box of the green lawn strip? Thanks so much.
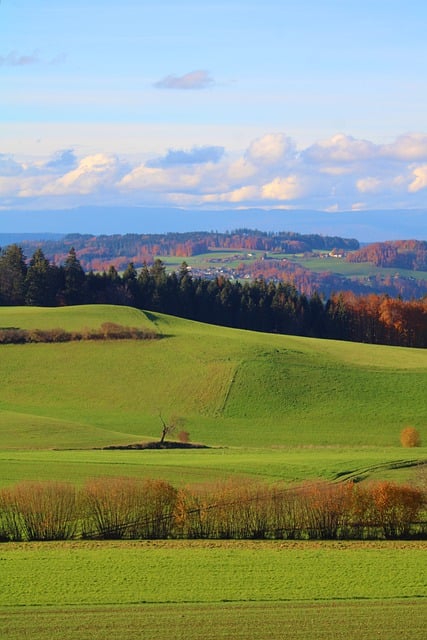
[0,541,425,607]
[1,600,426,640]
[0,305,156,332]
[0,447,425,487]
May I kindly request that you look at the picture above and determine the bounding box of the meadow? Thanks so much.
[0,304,426,638]
[0,540,426,639]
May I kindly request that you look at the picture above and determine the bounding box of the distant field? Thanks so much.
[0,540,425,640]
[293,254,427,281]
[155,249,427,284]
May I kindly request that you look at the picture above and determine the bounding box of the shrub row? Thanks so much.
[0,322,158,344]
[0,478,425,542]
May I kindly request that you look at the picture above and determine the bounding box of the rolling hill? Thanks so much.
[0,305,425,451]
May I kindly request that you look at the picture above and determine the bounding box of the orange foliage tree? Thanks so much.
[400,426,422,448]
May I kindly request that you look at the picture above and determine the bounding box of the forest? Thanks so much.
[16,229,360,271]
[0,243,426,348]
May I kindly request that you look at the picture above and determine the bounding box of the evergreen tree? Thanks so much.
[0,244,27,305]
[25,248,59,306]
[63,247,86,305]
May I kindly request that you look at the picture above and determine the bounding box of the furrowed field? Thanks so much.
[0,305,426,638]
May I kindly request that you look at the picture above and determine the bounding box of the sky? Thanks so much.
[1,0,427,238]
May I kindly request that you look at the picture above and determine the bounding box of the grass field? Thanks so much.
[0,304,425,486]
[0,540,426,639]
[0,305,426,639]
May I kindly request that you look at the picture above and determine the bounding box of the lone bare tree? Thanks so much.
[158,412,186,445]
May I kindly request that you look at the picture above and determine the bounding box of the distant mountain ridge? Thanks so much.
[0,207,426,241]
[0,233,65,245]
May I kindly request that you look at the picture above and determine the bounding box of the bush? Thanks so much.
[400,426,422,448]
[0,482,79,541]
[82,477,176,539]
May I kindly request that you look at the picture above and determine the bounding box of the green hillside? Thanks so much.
[0,304,425,452]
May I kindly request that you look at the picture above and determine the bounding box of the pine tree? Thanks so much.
[63,247,86,305]
[0,244,27,305]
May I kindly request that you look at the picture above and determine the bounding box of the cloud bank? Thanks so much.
[2,132,427,213]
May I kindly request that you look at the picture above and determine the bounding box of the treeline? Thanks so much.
[347,240,427,270]
[0,244,426,347]
[0,477,425,542]
[18,229,359,272]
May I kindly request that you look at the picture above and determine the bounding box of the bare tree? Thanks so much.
[158,412,186,445]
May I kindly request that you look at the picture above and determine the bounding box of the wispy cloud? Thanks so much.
[0,50,66,67]
[154,69,214,90]
[0,50,41,66]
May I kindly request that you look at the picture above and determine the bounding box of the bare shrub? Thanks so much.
[177,430,190,444]
[131,479,177,539]
[2,482,79,541]
[82,477,176,539]
[295,481,354,539]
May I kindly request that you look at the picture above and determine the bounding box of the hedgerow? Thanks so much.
[0,478,425,542]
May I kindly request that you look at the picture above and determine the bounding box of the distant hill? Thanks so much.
[9,228,427,300]
[0,233,65,246]
[346,240,427,270]
[0,206,426,241]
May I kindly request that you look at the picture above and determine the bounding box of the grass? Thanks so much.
[0,447,424,488]
[1,600,426,640]
[0,305,425,486]
[0,306,426,450]
[287,254,427,281]
[0,305,426,639]
[1,540,426,605]
[0,540,426,639]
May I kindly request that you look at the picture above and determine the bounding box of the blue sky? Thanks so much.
[1,0,427,237]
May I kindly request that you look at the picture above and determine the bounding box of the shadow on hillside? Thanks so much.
[100,441,210,450]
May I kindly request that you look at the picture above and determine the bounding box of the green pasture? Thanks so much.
[0,540,426,639]
[0,447,425,489]
[0,304,426,485]
[0,304,153,332]
[291,254,427,281]
[0,305,426,639]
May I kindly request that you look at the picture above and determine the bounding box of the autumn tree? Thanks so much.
[400,426,422,448]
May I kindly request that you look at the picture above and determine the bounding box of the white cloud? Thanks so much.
[381,134,427,161]
[304,134,377,164]
[408,165,427,193]
[356,177,382,193]
[246,133,296,166]
[148,146,224,168]
[262,176,304,201]
[3,131,427,210]
[41,154,122,196]
[119,165,202,192]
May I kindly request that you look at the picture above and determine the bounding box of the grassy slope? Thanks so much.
[0,304,425,484]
